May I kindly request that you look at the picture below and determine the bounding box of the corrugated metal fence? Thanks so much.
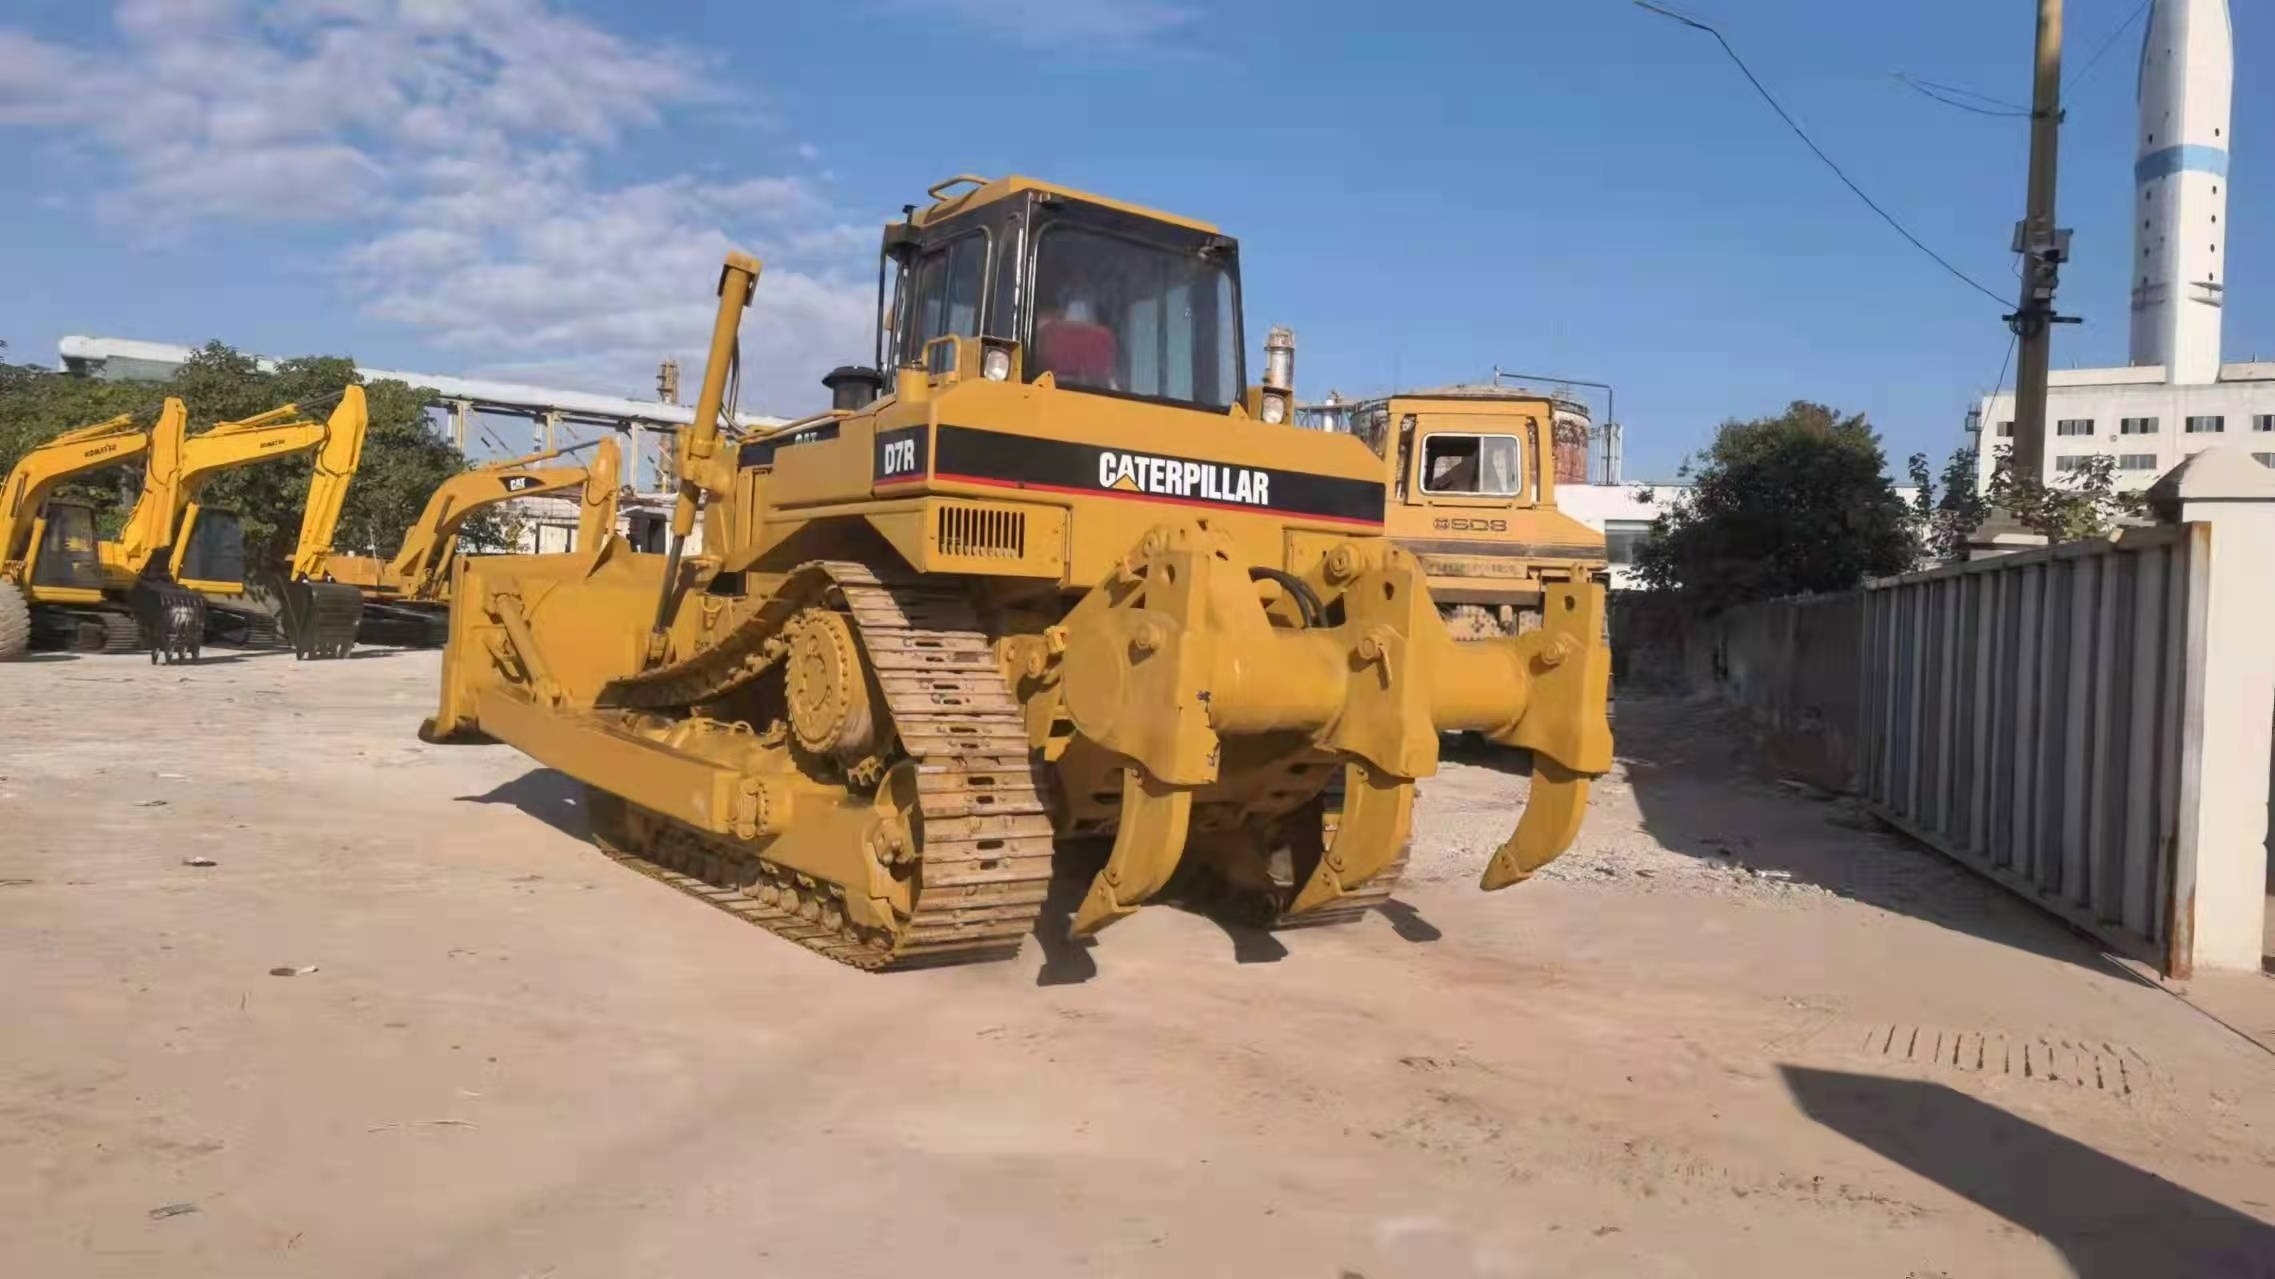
[1856,526,2208,973]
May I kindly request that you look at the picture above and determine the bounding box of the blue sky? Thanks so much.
[1,0,2267,480]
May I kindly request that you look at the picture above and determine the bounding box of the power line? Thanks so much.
[2066,0,2152,94]
[1893,73,2031,118]
[1637,1,2013,309]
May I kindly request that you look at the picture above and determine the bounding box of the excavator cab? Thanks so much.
[27,501,104,594]
[174,507,248,594]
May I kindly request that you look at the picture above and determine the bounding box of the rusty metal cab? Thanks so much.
[1301,387,1609,638]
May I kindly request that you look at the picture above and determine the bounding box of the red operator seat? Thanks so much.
[1034,318,1117,386]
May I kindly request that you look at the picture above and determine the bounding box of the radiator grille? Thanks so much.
[937,504,1026,559]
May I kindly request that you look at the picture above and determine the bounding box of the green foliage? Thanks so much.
[1,340,486,571]
[1905,445,1992,565]
[1982,448,2147,542]
[1633,401,1916,613]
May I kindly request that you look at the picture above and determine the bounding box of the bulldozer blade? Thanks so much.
[1480,759,1592,891]
[1286,765,1415,917]
[1071,770,1193,937]
[282,580,365,660]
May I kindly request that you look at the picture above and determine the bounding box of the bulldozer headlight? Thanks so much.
[981,345,1013,382]
[1260,391,1289,425]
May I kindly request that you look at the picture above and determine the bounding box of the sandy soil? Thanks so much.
[3,651,2272,1278]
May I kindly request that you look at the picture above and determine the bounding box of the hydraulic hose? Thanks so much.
[1248,566,1325,628]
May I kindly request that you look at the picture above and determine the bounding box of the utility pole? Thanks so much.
[2006,0,2076,485]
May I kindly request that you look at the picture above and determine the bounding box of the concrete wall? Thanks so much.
[1621,445,2275,973]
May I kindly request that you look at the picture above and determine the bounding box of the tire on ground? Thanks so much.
[0,580,29,661]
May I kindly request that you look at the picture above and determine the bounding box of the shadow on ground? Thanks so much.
[1615,695,2147,982]
[1783,1066,2275,1277]
[465,770,1444,981]
[458,768,590,840]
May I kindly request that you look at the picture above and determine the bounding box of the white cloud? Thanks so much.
[876,0,1195,44]
[0,1,874,413]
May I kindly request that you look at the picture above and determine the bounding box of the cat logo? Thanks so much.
[503,476,539,492]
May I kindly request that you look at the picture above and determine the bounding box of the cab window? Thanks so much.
[898,233,989,365]
[1029,226,1240,411]
[1420,433,1523,496]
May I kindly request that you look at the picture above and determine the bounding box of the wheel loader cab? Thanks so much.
[881,177,1244,412]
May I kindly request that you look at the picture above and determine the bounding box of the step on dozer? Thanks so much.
[421,176,1613,971]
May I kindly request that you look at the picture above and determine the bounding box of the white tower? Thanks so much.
[2130,0,2233,385]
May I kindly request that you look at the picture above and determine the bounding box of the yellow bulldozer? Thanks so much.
[319,436,622,650]
[1300,386,1608,638]
[422,175,1613,970]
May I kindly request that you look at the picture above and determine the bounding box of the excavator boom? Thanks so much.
[1,412,148,573]
[164,388,367,589]
[322,435,621,654]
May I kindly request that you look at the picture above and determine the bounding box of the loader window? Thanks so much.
[1030,227,1239,411]
[1420,434,1523,497]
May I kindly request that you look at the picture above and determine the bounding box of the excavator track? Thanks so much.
[591,561,1057,971]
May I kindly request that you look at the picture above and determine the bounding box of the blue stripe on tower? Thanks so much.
[2135,145,2230,182]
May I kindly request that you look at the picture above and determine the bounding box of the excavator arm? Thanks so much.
[161,388,367,588]
[287,390,371,582]
[0,411,155,576]
[381,436,619,600]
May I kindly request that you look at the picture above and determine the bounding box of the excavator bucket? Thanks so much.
[279,579,365,660]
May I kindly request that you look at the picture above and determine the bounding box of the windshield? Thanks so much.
[1029,227,1241,411]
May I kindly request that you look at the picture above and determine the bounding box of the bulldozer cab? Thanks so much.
[880,176,1243,410]
[26,501,104,596]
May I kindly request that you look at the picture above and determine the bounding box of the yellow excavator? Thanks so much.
[0,402,191,659]
[151,389,371,657]
[320,436,622,649]
[422,176,1613,971]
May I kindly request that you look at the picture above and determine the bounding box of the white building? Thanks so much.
[1557,484,1686,590]
[1971,0,2270,489]
[1972,363,2275,488]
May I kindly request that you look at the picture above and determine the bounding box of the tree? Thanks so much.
[1633,401,1915,612]
[1906,445,1992,566]
[1983,449,2147,542]
[0,342,489,572]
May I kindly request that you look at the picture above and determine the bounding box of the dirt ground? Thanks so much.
[4,651,2273,1278]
